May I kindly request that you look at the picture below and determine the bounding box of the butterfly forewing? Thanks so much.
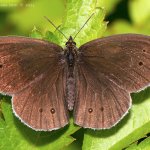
[0,37,69,130]
[74,34,150,129]
[78,34,150,92]
[0,37,63,94]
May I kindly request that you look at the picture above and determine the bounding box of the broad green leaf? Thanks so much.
[54,0,107,47]
[126,137,150,150]
[0,99,80,150]
[129,0,150,25]
[82,88,150,150]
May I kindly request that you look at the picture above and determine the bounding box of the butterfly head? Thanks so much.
[65,36,76,49]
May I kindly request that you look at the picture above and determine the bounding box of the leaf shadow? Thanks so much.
[13,114,70,146]
[131,87,150,105]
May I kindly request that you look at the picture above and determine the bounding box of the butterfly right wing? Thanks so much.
[78,34,150,93]
[74,34,150,129]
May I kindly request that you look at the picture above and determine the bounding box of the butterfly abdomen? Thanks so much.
[66,75,76,111]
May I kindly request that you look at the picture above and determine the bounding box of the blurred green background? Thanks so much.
[0,0,150,37]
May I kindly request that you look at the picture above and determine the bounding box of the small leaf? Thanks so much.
[30,26,43,39]
[44,31,60,44]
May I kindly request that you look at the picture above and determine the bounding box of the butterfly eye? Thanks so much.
[73,42,76,45]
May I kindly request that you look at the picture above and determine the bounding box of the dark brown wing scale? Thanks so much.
[0,36,69,130]
[74,34,150,129]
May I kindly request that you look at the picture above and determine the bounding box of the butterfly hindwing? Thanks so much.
[74,64,131,129]
[13,67,69,130]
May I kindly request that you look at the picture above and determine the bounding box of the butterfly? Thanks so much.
[0,33,150,131]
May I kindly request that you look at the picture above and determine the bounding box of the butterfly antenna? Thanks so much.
[73,13,95,40]
[44,16,68,40]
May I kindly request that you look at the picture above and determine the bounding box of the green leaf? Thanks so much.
[43,31,60,45]
[29,26,43,39]
[82,88,150,150]
[54,0,107,47]
[126,137,150,150]
[0,99,80,150]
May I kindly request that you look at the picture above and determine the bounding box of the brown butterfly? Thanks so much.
[0,33,150,131]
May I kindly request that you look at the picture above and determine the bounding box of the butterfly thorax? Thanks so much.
[65,36,77,76]
[64,36,77,110]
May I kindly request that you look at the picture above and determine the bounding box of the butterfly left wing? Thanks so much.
[0,36,63,94]
[0,36,69,130]
[74,34,150,129]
